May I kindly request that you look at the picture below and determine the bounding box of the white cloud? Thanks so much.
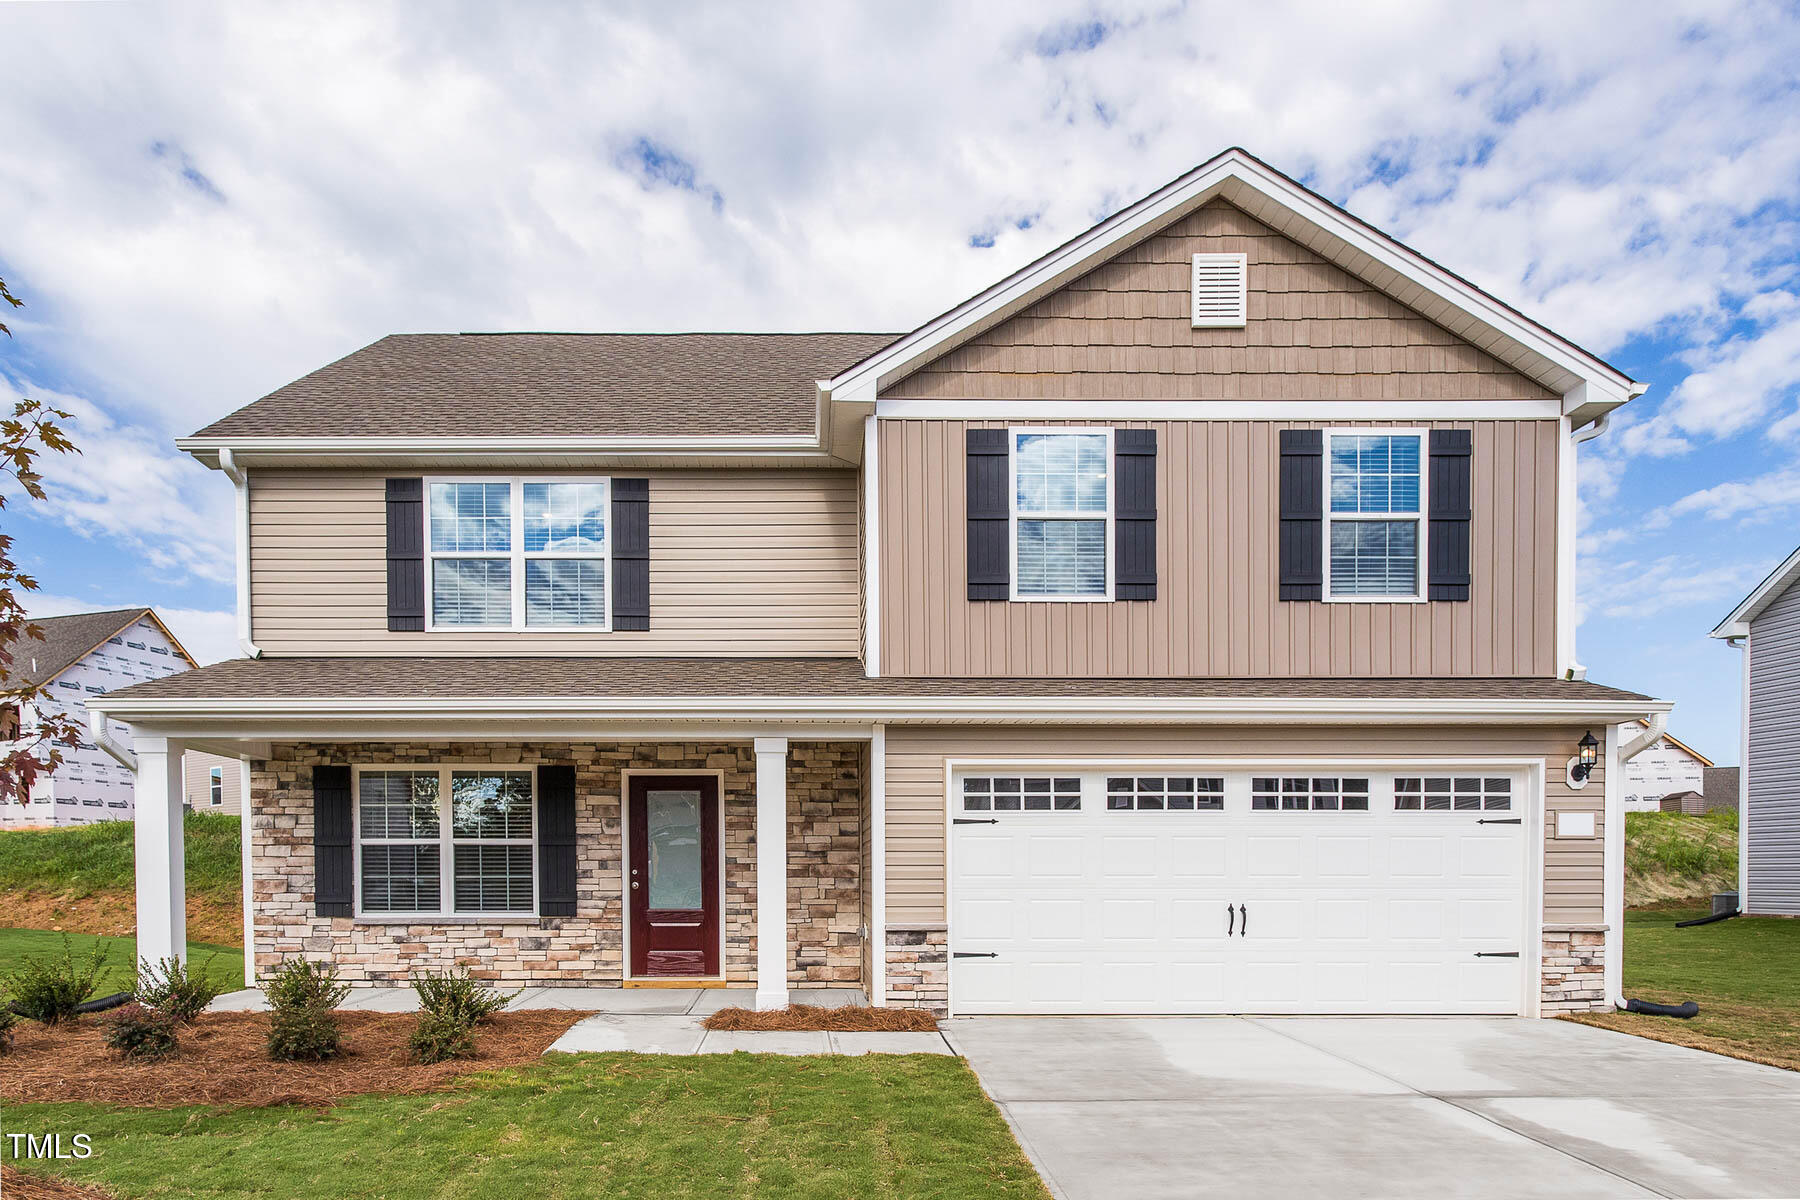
[1647,464,1800,528]
[1578,554,1768,623]
[24,593,238,665]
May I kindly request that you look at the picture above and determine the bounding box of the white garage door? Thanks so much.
[950,769,1529,1015]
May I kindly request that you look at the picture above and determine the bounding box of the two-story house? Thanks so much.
[96,149,1666,1016]
[1,607,239,826]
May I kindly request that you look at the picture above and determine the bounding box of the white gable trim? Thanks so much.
[1712,543,1800,638]
[828,148,1641,416]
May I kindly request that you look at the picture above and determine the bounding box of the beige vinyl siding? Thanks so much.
[883,199,1555,402]
[883,724,1605,927]
[249,469,860,655]
[182,751,242,815]
[880,418,1558,677]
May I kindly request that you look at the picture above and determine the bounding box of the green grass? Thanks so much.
[1569,906,1800,1070]
[1624,810,1737,905]
[0,927,243,998]
[1,1053,1050,1200]
[0,811,242,898]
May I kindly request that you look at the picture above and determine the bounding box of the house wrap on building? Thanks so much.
[94,149,1668,1016]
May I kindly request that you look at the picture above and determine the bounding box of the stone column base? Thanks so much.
[885,925,948,1015]
[1541,925,1608,1013]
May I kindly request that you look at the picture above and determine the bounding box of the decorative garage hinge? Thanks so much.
[953,818,999,825]
[1477,817,1523,825]
[953,952,999,959]
[1472,951,1520,958]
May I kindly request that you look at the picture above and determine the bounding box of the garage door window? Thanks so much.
[1107,776,1225,811]
[1394,776,1511,811]
[963,776,1082,812]
[1251,776,1370,811]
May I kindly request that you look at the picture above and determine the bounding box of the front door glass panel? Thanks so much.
[646,789,703,910]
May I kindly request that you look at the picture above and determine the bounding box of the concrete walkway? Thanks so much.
[945,1016,1800,1200]
[208,985,951,1057]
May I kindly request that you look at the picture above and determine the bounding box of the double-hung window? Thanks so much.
[426,478,611,630]
[1325,431,1425,600]
[356,766,537,918]
[1010,428,1112,600]
[208,766,223,807]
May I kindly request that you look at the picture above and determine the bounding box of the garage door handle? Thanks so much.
[1473,951,1519,958]
[953,818,999,825]
[1237,903,1247,937]
[953,952,998,959]
[1226,904,1235,936]
[1478,817,1522,825]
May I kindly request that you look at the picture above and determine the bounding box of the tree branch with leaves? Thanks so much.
[0,276,83,805]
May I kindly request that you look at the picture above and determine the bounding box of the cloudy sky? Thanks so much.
[3,1,1798,761]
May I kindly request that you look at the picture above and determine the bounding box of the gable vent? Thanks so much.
[1191,253,1248,328]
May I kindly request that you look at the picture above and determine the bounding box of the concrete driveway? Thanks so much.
[943,1017,1800,1200]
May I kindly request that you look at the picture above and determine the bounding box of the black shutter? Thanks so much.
[313,765,353,917]
[611,479,650,630]
[1427,429,1473,601]
[1114,429,1157,600]
[537,765,578,916]
[385,478,425,631]
[1278,430,1323,601]
[966,429,1010,600]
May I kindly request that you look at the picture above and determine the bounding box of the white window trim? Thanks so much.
[1007,426,1114,603]
[422,476,614,632]
[1321,427,1429,604]
[351,763,539,921]
[209,766,224,807]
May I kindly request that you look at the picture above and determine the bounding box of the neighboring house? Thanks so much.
[1620,719,1712,812]
[0,608,240,826]
[1703,766,1740,813]
[96,148,1666,1016]
[1712,544,1800,916]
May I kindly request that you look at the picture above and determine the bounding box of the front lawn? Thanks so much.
[0,927,243,998]
[1567,906,1800,1071]
[2,1053,1050,1200]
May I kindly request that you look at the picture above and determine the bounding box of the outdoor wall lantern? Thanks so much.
[1568,730,1600,786]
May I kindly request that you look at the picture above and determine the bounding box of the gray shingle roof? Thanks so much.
[101,656,1653,704]
[3,608,155,689]
[192,333,900,440]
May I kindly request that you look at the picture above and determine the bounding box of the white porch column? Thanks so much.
[133,736,187,968]
[754,736,790,1011]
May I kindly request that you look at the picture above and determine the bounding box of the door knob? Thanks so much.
[631,881,639,890]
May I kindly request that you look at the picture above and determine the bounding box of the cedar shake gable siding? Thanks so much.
[882,199,1555,402]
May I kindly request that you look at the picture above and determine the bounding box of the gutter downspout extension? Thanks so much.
[219,449,263,659]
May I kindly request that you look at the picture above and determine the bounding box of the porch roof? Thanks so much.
[93,656,1662,729]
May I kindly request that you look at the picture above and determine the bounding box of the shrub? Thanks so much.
[263,958,350,1013]
[412,965,515,1026]
[408,1010,479,1064]
[102,1003,179,1060]
[263,958,349,1062]
[267,1005,343,1062]
[0,999,15,1055]
[1,933,106,1024]
[137,955,226,1023]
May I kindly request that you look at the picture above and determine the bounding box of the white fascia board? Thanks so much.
[92,693,1672,730]
[876,399,1564,420]
[1712,543,1800,638]
[176,433,836,471]
[828,148,1638,404]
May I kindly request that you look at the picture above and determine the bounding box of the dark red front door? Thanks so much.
[627,775,720,977]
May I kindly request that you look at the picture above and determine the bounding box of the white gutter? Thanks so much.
[88,705,137,772]
[1571,411,1612,446]
[1559,411,1614,682]
[1607,707,1671,1010]
[218,450,263,659]
[1619,711,1667,762]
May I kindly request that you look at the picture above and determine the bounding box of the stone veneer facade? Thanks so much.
[884,926,948,1015]
[1540,926,1608,1013]
[248,740,863,987]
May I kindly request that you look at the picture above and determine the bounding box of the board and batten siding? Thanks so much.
[883,199,1556,402]
[248,470,860,655]
[879,419,1558,677]
[882,724,1605,927]
[1747,577,1800,916]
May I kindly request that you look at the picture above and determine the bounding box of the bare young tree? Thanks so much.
[1,277,83,804]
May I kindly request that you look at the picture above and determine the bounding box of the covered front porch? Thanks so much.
[118,729,883,1013]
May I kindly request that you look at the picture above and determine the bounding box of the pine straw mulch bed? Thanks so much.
[1,1169,119,1199]
[702,1003,939,1032]
[0,1009,583,1109]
